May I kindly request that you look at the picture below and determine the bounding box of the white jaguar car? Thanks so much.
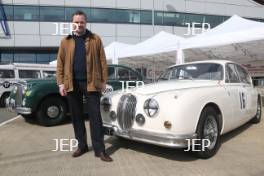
[100,60,262,158]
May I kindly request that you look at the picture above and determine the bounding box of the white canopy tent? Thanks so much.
[105,31,185,80]
[182,15,264,76]
[117,31,184,62]
[104,41,133,64]
[182,15,264,50]
[102,31,186,80]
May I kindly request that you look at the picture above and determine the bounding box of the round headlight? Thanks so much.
[101,97,112,112]
[144,98,159,117]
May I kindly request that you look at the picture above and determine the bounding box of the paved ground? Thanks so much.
[0,109,263,176]
[0,108,16,124]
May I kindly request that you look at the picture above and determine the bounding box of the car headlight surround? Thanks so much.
[101,96,112,112]
[144,98,159,117]
[22,98,26,106]
[12,86,18,93]
[25,90,31,97]
[22,85,27,94]
[109,111,117,121]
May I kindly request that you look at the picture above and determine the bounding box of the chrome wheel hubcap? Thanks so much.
[47,106,60,118]
[203,115,218,150]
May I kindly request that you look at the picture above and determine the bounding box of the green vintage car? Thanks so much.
[6,64,143,126]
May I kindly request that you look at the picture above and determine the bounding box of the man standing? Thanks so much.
[56,11,112,162]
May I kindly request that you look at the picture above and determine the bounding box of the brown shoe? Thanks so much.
[95,152,113,162]
[72,147,89,158]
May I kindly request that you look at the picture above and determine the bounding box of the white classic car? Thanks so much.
[100,60,262,158]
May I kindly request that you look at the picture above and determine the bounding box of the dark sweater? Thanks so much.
[72,32,88,81]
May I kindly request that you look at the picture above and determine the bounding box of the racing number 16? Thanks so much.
[239,92,246,110]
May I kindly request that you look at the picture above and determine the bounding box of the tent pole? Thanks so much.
[176,40,184,65]
[113,45,118,64]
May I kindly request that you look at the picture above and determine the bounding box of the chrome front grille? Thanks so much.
[15,85,23,106]
[117,94,137,130]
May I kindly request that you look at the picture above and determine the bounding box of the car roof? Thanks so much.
[168,60,235,68]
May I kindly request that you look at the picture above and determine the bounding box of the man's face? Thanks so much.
[72,15,87,35]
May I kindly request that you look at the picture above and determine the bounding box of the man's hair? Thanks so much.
[72,10,87,21]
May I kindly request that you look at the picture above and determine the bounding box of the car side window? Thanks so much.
[18,70,41,79]
[170,68,179,79]
[225,64,240,83]
[129,70,138,81]
[108,67,115,80]
[235,65,251,84]
[43,71,56,78]
[0,69,15,78]
[117,67,129,80]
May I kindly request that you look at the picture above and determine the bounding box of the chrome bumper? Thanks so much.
[103,124,197,148]
[5,98,32,115]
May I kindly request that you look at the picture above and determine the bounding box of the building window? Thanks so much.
[14,5,39,21]
[154,11,163,25]
[184,13,204,27]
[1,52,13,63]
[4,5,264,28]
[204,15,224,28]
[90,8,115,23]
[14,53,36,63]
[40,6,65,21]
[36,53,50,63]
[65,7,91,22]
[1,5,13,20]
[49,53,57,62]
[115,9,140,23]
[0,50,57,64]
[163,12,185,26]
[140,10,152,24]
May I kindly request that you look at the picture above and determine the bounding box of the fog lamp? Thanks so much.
[109,111,117,121]
[135,114,145,126]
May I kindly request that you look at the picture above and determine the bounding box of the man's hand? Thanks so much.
[59,84,67,96]
[101,83,106,92]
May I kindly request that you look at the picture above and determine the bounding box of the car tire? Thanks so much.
[193,106,220,159]
[37,97,67,126]
[251,96,262,124]
[0,92,10,107]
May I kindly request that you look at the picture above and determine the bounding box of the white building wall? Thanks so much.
[0,0,264,47]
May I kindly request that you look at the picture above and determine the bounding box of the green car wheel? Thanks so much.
[37,97,67,126]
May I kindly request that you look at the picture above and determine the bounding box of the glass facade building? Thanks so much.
[0,1,264,64]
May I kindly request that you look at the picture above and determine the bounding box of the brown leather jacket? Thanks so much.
[56,31,108,92]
